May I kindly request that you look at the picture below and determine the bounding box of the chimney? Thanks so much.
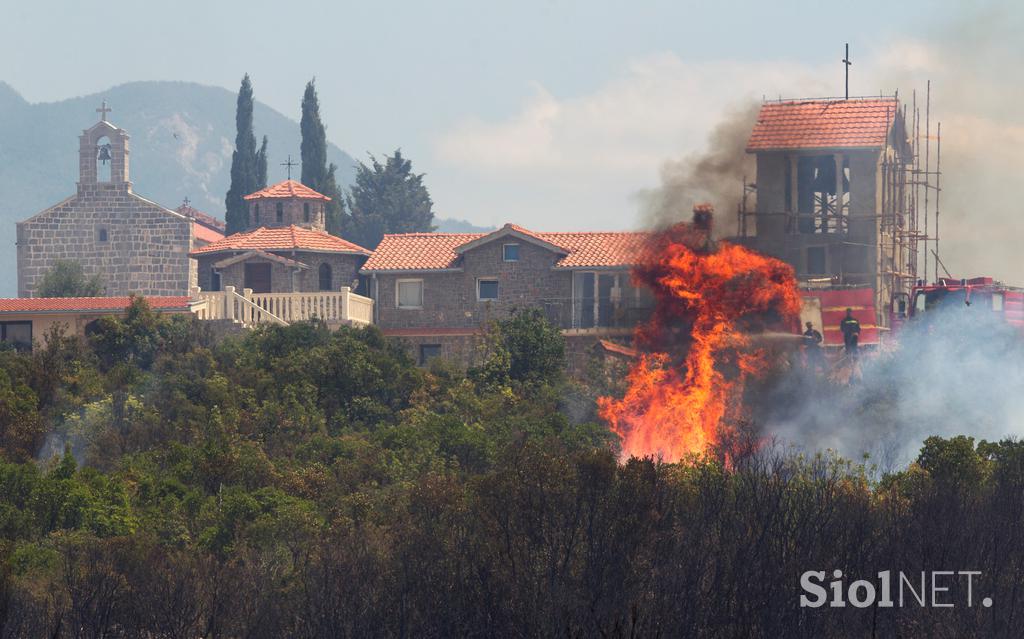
[692,203,715,253]
[692,203,714,232]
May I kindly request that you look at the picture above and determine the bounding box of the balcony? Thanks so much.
[192,286,373,328]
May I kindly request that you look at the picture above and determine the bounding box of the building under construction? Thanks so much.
[732,90,942,343]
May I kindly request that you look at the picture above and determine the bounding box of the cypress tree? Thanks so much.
[225,74,259,234]
[299,79,344,236]
[256,135,268,189]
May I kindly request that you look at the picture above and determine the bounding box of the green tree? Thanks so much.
[36,260,104,297]
[256,135,268,190]
[299,79,345,236]
[225,74,261,234]
[342,150,434,249]
[471,308,565,388]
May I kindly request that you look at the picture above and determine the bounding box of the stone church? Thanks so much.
[16,104,222,298]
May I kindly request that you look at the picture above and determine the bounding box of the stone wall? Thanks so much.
[196,251,365,293]
[388,332,484,367]
[373,239,574,330]
[248,198,326,231]
[16,188,194,297]
[388,329,633,375]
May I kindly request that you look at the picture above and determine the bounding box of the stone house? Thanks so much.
[360,223,653,365]
[191,180,371,294]
[16,106,222,298]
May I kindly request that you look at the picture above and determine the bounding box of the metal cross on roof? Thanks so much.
[842,43,852,100]
[96,100,112,121]
[281,155,298,180]
[183,196,191,207]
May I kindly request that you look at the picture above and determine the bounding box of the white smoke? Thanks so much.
[762,301,1024,471]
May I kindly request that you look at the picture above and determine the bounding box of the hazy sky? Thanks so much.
[1,0,1021,280]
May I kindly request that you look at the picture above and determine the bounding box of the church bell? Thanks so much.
[97,144,112,165]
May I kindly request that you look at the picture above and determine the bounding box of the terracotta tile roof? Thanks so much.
[190,226,371,256]
[543,231,652,268]
[192,222,225,244]
[363,233,480,271]
[747,98,899,151]
[176,204,227,232]
[243,179,331,201]
[361,225,651,272]
[0,296,194,314]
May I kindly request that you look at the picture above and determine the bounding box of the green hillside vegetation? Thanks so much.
[0,300,1021,636]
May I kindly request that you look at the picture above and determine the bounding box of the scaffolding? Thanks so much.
[880,82,942,298]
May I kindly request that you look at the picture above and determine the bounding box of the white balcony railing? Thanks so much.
[192,286,373,328]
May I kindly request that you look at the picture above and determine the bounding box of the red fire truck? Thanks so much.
[891,277,1024,331]
[797,277,1024,348]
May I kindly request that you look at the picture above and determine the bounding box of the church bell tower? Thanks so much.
[78,100,131,194]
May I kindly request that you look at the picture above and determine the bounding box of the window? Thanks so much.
[419,344,442,365]
[97,227,108,243]
[276,202,284,225]
[993,293,1005,312]
[304,202,311,223]
[253,204,259,226]
[0,321,32,351]
[318,263,333,291]
[806,247,826,275]
[477,278,499,301]
[396,279,423,309]
[503,243,520,262]
[210,269,221,292]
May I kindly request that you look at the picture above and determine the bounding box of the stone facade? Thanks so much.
[16,117,196,297]
[368,233,644,365]
[248,197,326,230]
[196,250,364,294]
[373,239,576,331]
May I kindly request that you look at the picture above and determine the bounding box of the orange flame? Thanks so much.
[598,222,800,462]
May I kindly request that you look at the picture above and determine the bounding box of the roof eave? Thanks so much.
[0,306,193,316]
[746,144,887,153]
[359,267,465,275]
[554,264,635,271]
[192,247,369,258]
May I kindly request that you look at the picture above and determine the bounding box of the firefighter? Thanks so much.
[802,321,824,372]
[840,308,861,356]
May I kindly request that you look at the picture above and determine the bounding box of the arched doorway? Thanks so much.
[318,263,332,291]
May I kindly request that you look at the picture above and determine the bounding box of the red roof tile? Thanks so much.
[176,204,227,232]
[361,226,651,272]
[192,222,225,244]
[0,296,194,314]
[747,98,899,151]
[243,180,331,201]
[190,226,371,256]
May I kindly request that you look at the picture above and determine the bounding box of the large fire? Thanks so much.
[599,209,800,462]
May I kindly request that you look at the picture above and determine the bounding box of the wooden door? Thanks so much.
[244,263,272,293]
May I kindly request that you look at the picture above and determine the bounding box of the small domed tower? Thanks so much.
[242,179,331,231]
